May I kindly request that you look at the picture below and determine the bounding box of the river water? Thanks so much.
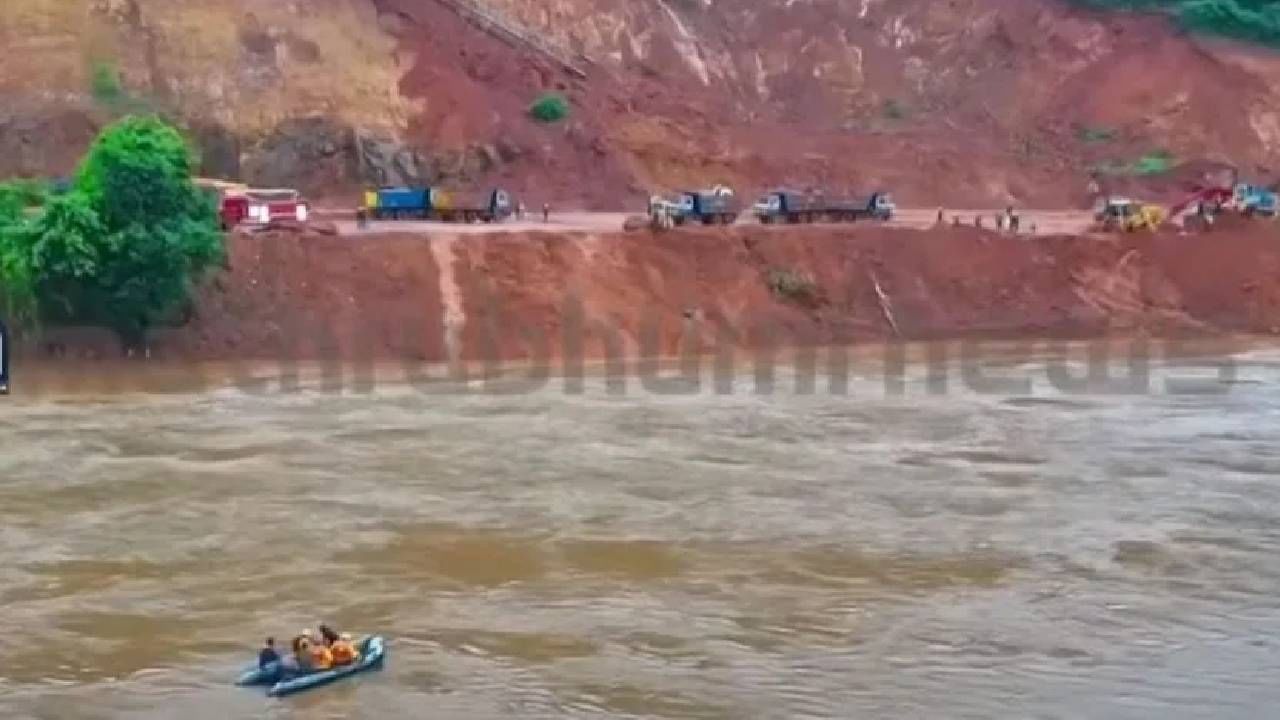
[2,344,1279,719]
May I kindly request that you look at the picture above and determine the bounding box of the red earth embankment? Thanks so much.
[28,223,1280,364]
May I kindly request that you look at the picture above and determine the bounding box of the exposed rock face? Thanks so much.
[239,117,356,192]
[356,131,426,188]
[0,0,407,191]
[2,0,1280,205]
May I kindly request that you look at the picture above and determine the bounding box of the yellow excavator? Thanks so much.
[1094,197,1167,232]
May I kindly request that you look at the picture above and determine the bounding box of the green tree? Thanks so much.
[85,220,220,342]
[0,181,46,326]
[0,179,50,219]
[11,193,103,319]
[1073,0,1280,46]
[0,191,22,227]
[77,116,207,230]
[2,116,223,346]
[0,216,36,326]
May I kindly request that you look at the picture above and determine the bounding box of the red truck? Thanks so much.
[195,179,310,229]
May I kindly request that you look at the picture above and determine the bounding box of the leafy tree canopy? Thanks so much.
[76,116,208,231]
[0,116,224,346]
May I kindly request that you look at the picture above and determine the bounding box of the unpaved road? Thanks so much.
[322,211,634,236]
[315,208,1096,237]
[894,208,1094,234]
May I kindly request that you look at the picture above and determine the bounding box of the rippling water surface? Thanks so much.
[3,346,1280,719]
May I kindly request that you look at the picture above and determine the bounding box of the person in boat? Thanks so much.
[258,637,280,669]
[308,631,335,671]
[318,623,340,647]
[330,633,361,666]
[293,633,315,673]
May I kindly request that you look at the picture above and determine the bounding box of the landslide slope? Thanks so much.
[3,0,1280,206]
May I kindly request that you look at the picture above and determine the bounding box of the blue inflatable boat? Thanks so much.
[236,635,386,697]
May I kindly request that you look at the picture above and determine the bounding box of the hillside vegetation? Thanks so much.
[1078,0,1280,45]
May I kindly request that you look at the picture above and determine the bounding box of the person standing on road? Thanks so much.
[542,203,550,223]
[1086,175,1101,206]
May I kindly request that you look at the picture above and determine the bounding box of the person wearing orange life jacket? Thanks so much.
[304,630,335,671]
[330,633,361,666]
[309,637,335,671]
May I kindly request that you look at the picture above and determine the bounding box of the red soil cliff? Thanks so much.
[36,222,1275,365]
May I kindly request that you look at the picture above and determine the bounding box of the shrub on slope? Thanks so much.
[1075,0,1280,46]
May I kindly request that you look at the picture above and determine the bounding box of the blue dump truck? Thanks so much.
[362,187,514,223]
[1234,184,1278,217]
[753,190,895,224]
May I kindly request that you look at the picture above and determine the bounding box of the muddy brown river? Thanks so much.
[2,345,1279,719]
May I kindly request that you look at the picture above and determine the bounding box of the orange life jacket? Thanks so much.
[331,640,358,666]
[310,644,334,671]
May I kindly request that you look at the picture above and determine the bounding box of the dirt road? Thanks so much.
[323,211,634,236]
[894,209,1095,234]
[316,208,1096,237]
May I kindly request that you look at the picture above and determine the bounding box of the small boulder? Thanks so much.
[623,215,650,232]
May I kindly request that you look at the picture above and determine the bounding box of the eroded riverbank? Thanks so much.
[13,222,1280,367]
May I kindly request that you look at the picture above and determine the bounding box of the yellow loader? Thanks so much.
[1094,197,1167,232]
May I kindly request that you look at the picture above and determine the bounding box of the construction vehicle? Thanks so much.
[1163,182,1276,230]
[196,179,248,230]
[753,190,895,224]
[363,187,514,223]
[239,189,311,227]
[1167,185,1233,230]
[196,179,311,230]
[1094,196,1167,232]
[651,185,738,226]
[647,196,680,230]
[855,192,897,221]
[1231,183,1278,217]
[194,181,310,230]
